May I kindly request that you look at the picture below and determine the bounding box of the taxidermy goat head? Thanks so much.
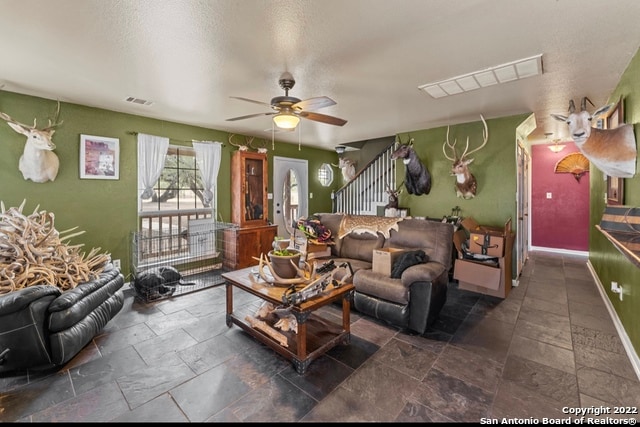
[391,136,431,196]
[550,97,636,178]
[442,115,488,199]
[0,101,62,183]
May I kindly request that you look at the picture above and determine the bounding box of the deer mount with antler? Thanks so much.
[228,134,270,154]
[385,182,404,209]
[0,101,63,183]
[442,115,488,199]
[550,97,636,178]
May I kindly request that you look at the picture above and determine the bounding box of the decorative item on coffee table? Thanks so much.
[267,247,302,281]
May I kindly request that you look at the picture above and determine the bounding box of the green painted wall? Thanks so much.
[0,91,336,281]
[396,115,526,227]
[588,46,640,356]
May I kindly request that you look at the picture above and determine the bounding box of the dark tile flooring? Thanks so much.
[2,251,640,422]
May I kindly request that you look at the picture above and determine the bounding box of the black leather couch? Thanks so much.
[314,213,454,334]
[0,264,125,373]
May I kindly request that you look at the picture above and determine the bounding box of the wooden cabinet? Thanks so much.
[223,225,278,270]
[231,150,269,228]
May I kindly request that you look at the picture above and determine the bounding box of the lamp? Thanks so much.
[545,132,566,153]
[273,112,300,129]
[335,146,346,154]
[548,141,566,153]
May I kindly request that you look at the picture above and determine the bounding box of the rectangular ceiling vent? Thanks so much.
[419,54,543,99]
[125,96,154,106]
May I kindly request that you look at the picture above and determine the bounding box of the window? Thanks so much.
[138,145,212,237]
[318,163,334,186]
[139,145,205,213]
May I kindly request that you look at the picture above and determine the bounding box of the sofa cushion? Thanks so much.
[49,292,124,365]
[386,218,454,270]
[353,269,409,305]
[340,232,384,262]
[48,267,124,332]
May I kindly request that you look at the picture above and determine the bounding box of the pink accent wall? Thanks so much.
[530,143,590,251]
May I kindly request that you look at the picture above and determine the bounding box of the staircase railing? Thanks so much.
[333,142,397,215]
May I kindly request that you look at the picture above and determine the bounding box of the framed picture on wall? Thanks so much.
[603,97,625,205]
[80,134,120,180]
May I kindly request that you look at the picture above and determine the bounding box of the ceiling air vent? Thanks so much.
[418,54,543,99]
[125,96,153,106]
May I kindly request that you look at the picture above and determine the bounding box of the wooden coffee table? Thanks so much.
[222,266,355,374]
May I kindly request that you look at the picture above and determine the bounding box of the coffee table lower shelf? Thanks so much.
[226,309,350,374]
[223,267,354,375]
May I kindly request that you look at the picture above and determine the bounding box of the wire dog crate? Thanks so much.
[131,219,235,302]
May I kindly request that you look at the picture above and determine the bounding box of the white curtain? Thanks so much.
[192,141,222,208]
[137,133,169,200]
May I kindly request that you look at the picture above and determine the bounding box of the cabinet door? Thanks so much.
[231,151,269,228]
[259,226,278,256]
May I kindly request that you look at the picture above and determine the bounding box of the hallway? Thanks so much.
[1,251,639,422]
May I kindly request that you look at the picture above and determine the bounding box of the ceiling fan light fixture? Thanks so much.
[273,113,300,129]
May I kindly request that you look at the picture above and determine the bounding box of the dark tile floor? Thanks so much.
[2,251,640,422]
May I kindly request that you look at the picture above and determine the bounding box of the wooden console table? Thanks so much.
[222,267,354,374]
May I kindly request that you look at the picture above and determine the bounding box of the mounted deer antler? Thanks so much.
[442,115,488,199]
[0,101,63,183]
[228,134,252,151]
[550,97,636,178]
[249,137,268,154]
[391,135,431,196]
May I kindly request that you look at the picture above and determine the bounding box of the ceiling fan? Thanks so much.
[226,72,347,130]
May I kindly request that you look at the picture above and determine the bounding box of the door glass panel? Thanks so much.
[282,168,299,229]
[245,158,264,221]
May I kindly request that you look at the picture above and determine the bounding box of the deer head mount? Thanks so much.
[550,97,637,178]
[442,115,488,199]
[0,101,63,183]
[385,182,404,209]
[390,135,431,196]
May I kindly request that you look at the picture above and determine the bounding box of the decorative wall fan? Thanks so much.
[226,72,347,129]
[554,152,590,182]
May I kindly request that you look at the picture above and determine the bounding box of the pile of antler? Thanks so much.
[0,200,111,295]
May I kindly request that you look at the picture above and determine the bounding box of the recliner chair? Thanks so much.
[0,264,125,373]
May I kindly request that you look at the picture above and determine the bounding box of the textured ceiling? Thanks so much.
[1,0,639,151]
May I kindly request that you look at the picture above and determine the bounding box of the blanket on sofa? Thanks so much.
[338,214,403,239]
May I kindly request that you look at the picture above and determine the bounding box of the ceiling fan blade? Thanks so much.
[299,111,347,126]
[226,112,276,122]
[292,96,336,111]
[229,96,273,108]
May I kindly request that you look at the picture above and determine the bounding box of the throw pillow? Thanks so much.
[390,250,429,278]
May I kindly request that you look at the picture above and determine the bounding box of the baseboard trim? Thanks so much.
[529,246,589,257]
[586,260,640,381]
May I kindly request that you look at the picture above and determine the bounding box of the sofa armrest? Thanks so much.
[400,262,446,287]
[0,285,61,316]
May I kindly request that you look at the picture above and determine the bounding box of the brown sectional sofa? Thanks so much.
[314,213,454,334]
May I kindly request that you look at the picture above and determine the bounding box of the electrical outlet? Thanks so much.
[113,259,121,269]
